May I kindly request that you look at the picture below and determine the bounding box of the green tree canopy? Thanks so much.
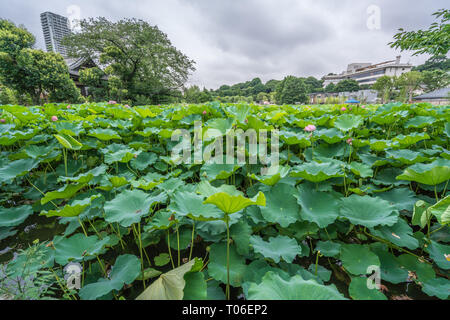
[372,75,395,103]
[413,55,450,71]
[275,76,308,104]
[0,19,82,104]
[395,71,423,103]
[421,69,450,92]
[390,9,450,56]
[62,17,196,104]
[335,79,360,92]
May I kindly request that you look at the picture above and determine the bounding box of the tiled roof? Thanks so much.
[415,87,450,99]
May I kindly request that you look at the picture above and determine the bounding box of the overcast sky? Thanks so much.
[1,0,448,89]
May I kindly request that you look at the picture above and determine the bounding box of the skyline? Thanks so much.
[0,0,448,89]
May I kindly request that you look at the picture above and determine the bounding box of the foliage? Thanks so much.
[334,79,360,93]
[275,76,308,104]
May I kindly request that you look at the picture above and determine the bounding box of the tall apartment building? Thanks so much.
[40,11,71,57]
[322,56,413,87]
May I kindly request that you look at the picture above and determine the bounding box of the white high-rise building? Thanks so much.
[40,11,71,57]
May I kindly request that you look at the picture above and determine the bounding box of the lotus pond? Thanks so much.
[0,101,449,300]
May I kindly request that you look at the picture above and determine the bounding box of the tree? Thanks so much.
[395,71,423,103]
[0,19,82,104]
[184,85,212,103]
[372,76,395,103]
[265,79,280,93]
[79,67,108,101]
[390,9,450,56]
[335,79,360,92]
[62,17,196,104]
[304,76,324,93]
[324,83,336,93]
[421,69,450,92]
[275,76,308,104]
[413,55,450,71]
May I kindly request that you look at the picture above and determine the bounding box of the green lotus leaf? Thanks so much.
[54,121,85,136]
[136,259,202,300]
[445,122,450,138]
[392,132,430,147]
[397,254,435,282]
[145,210,176,230]
[79,254,141,300]
[224,104,251,124]
[334,114,363,132]
[369,139,399,152]
[421,278,450,299]
[54,134,82,150]
[204,118,235,140]
[279,130,311,146]
[377,188,417,212]
[136,268,162,281]
[405,116,436,128]
[154,253,171,267]
[169,191,224,221]
[88,128,121,141]
[200,163,241,181]
[0,158,39,181]
[104,189,166,227]
[247,272,346,300]
[426,241,450,270]
[0,226,18,241]
[0,205,33,227]
[130,152,157,171]
[230,220,252,255]
[24,144,57,159]
[370,243,409,284]
[208,243,247,287]
[386,149,428,165]
[259,183,300,228]
[370,218,419,250]
[41,183,86,204]
[294,185,340,228]
[203,191,265,215]
[316,128,344,144]
[250,166,290,186]
[412,200,431,228]
[183,272,208,300]
[340,244,380,275]
[101,144,137,164]
[58,165,108,184]
[427,196,450,225]
[290,161,344,182]
[349,162,373,178]
[396,159,450,185]
[339,195,399,228]
[372,167,407,186]
[250,235,301,263]
[315,241,341,258]
[348,277,387,300]
[53,233,112,265]
[40,195,100,218]
[196,180,243,197]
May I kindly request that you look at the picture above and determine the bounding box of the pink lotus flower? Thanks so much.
[304,124,316,132]
[341,107,347,111]
[124,105,130,108]
[245,118,248,123]
[0,119,5,123]
[66,105,71,109]
[361,105,366,109]
[202,110,207,115]
[346,138,353,145]
[51,116,58,122]
[108,100,117,105]
[349,107,353,111]
[134,154,138,158]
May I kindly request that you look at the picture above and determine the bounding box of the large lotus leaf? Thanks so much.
[339,195,398,228]
[104,189,166,227]
[204,118,235,140]
[168,191,224,221]
[200,163,241,181]
[230,220,252,255]
[259,183,300,228]
[348,277,387,300]
[340,244,380,275]
[88,128,121,141]
[0,158,39,181]
[53,233,112,265]
[24,144,57,159]
[426,241,450,270]
[370,243,409,284]
[315,128,344,144]
[412,200,431,228]
[370,218,419,250]
[405,116,436,128]
[290,161,344,182]
[203,191,265,215]
[0,205,33,227]
[183,271,208,300]
[130,152,157,171]
[358,153,392,167]
[224,104,251,124]
[397,254,435,282]
[58,165,107,184]
[392,132,430,147]
[315,241,341,258]
[0,227,18,241]
[250,166,290,186]
[101,144,137,164]
[427,196,450,225]
[294,185,340,228]
[396,159,450,185]
[279,130,311,146]
[369,139,399,152]
[207,243,247,287]
[41,183,86,204]
[349,162,373,178]
[376,188,417,212]
[247,272,346,300]
[54,134,82,150]
[385,149,428,165]
[334,114,363,132]
[40,195,100,218]
[372,167,408,186]
[421,278,450,299]
[196,180,243,197]
[79,254,141,300]
[54,121,84,136]
[250,235,301,263]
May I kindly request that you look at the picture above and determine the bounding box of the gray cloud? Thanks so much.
[0,0,447,89]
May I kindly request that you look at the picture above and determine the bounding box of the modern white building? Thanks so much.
[40,11,71,57]
[322,56,413,87]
